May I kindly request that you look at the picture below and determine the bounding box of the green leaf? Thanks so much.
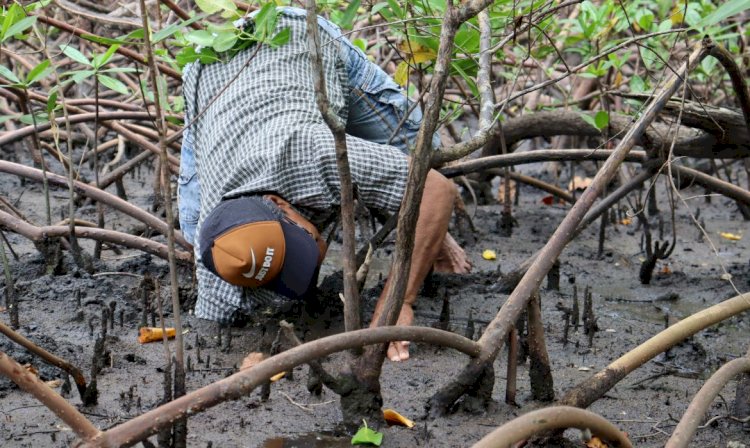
[47,89,58,114]
[351,426,383,446]
[92,44,120,69]
[165,115,184,126]
[212,30,237,52]
[19,111,49,125]
[352,38,367,52]
[60,45,92,66]
[1,3,25,40]
[580,112,599,130]
[0,65,20,84]
[268,27,290,48]
[254,3,278,39]
[385,0,404,19]
[153,13,208,43]
[339,0,361,30]
[101,67,136,74]
[26,60,54,84]
[80,34,129,46]
[3,16,36,42]
[97,74,130,95]
[61,69,94,84]
[594,110,609,129]
[195,0,235,14]
[0,114,22,125]
[698,0,750,28]
[371,2,389,16]
[629,75,646,93]
[186,30,215,47]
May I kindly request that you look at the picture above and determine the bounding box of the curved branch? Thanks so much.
[706,43,750,136]
[472,406,632,448]
[669,164,750,206]
[0,321,88,399]
[82,326,480,447]
[0,352,99,442]
[0,111,180,169]
[439,149,648,178]
[0,161,191,251]
[485,169,575,204]
[0,210,192,263]
[561,293,750,409]
[666,357,750,448]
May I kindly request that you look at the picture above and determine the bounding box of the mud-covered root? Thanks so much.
[527,292,554,401]
[337,368,385,426]
[666,357,750,448]
[471,406,632,448]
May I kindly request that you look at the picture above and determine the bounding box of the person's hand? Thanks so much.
[434,233,472,274]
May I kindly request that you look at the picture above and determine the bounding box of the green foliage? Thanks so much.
[580,111,610,131]
[351,420,383,446]
[59,44,135,96]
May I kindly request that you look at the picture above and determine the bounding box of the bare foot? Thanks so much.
[386,303,414,362]
[433,233,472,274]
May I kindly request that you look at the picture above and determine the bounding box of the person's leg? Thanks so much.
[369,169,457,361]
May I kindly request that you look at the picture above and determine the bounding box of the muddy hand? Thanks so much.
[434,233,472,274]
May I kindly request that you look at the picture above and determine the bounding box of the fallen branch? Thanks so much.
[439,149,648,178]
[472,406,632,448]
[666,357,750,448]
[0,210,192,263]
[0,160,191,251]
[0,351,99,442]
[560,293,750,409]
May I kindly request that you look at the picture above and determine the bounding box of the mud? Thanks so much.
[1,155,749,447]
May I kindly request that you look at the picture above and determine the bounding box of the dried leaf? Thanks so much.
[568,175,593,191]
[383,409,415,428]
[720,232,742,241]
[138,327,176,344]
[398,41,436,64]
[240,352,266,371]
[482,249,497,260]
[661,264,672,275]
[586,436,609,448]
[270,371,286,382]
[620,218,632,225]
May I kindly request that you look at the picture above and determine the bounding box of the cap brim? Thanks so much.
[265,219,320,299]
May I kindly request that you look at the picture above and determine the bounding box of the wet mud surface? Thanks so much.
[1,162,750,447]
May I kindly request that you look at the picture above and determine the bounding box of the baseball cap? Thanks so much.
[198,196,320,299]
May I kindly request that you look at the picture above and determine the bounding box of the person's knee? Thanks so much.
[426,169,457,205]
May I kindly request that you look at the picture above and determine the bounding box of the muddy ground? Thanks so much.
[1,154,749,447]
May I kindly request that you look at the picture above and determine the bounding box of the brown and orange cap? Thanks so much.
[198,196,320,299]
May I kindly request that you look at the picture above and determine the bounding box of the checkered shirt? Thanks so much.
[183,14,409,323]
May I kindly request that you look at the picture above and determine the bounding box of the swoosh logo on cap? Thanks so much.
[241,248,257,278]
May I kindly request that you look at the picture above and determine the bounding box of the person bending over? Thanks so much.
[182,8,469,362]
